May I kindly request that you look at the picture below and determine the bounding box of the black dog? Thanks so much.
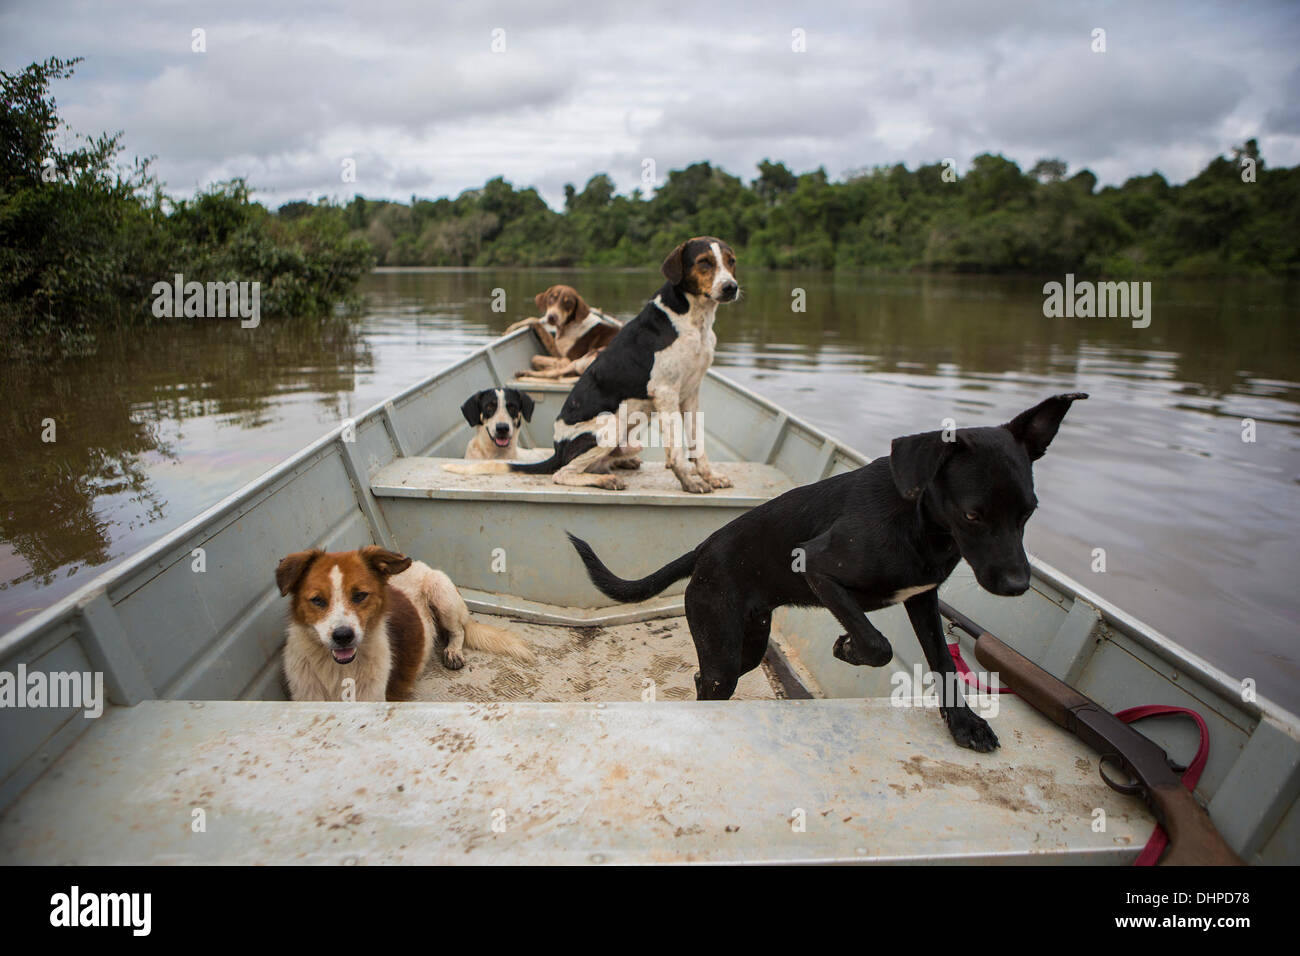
[569,393,1087,752]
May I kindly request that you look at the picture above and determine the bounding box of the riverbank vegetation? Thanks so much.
[1,57,373,357]
[3,54,1295,358]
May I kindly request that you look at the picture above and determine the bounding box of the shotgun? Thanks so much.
[939,600,1243,866]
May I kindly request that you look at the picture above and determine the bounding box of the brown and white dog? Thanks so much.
[461,387,536,459]
[276,546,533,701]
[505,285,622,381]
[446,237,739,493]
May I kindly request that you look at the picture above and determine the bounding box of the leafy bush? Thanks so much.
[1,57,374,357]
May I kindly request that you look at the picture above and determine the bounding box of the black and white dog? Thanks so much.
[446,237,739,492]
[568,393,1088,752]
[460,387,535,459]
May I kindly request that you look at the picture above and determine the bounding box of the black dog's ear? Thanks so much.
[660,241,687,284]
[276,549,322,596]
[517,390,535,422]
[890,431,956,502]
[460,392,483,428]
[1004,393,1088,461]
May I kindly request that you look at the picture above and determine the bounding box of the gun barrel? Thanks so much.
[975,633,1176,784]
[972,631,1087,727]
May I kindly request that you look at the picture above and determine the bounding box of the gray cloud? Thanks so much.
[1264,64,1300,136]
[979,45,1250,159]
[3,0,1297,209]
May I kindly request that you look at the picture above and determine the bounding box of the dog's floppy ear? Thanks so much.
[573,293,590,323]
[534,288,550,313]
[460,392,483,428]
[517,389,535,422]
[890,431,956,502]
[1004,392,1088,461]
[276,549,322,596]
[361,546,412,578]
[660,241,687,284]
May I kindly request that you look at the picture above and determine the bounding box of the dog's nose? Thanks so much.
[998,571,1031,596]
[494,423,511,436]
[720,281,738,300]
[331,626,355,647]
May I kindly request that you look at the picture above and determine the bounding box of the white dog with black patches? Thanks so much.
[445,236,740,493]
[460,387,536,459]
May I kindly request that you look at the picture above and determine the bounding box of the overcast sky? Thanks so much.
[4,0,1298,209]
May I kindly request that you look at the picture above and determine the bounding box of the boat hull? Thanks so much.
[0,328,1296,863]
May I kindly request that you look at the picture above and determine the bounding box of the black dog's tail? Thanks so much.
[567,532,697,603]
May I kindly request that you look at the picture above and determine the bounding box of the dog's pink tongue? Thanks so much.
[332,647,356,663]
[493,436,510,447]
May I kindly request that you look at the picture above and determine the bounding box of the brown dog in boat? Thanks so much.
[276,547,532,701]
[506,284,621,381]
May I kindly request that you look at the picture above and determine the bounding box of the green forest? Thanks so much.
[4,55,1297,357]
[325,145,1297,278]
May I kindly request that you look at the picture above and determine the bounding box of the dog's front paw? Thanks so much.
[443,647,465,670]
[704,473,733,489]
[680,474,712,494]
[596,474,627,490]
[832,633,893,667]
[612,456,642,470]
[943,707,999,752]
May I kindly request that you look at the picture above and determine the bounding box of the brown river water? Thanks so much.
[2,269,1298,711]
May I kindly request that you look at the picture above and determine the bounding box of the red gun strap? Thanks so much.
[1114,705,1211,866]
[946,641,1015,695]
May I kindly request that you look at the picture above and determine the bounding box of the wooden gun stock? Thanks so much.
[945,607,1243,866]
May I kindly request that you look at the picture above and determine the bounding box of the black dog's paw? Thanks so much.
[943,707,1000,752]
[832,633,893,667]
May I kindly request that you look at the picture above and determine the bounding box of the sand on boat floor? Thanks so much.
[412,615,780,703]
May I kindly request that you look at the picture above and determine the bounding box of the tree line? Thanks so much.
[319,147,1294,278]
[4,55,1295,358]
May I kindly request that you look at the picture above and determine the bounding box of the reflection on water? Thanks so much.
[2,316,368,595]
[1,269,1297,711]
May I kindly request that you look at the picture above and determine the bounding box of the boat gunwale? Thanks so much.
[0,327,1294,737]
